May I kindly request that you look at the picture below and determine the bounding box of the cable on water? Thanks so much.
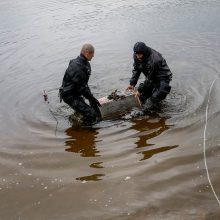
[203,73,220,205]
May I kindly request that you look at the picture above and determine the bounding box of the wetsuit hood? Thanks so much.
[133,42,151,59]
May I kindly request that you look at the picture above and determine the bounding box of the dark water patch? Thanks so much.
[76,174,105,182]
[90,162,104,169]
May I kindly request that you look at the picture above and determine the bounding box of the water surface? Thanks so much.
[1,0,220,219]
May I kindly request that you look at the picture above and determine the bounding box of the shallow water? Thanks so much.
[1,0,220,219]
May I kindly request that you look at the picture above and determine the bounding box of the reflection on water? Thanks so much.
[65,115,177,162]
[65,126,100,157]
[76,174,105,181]
[90,162,104,168]
[132,116,169,148]
[131,115,178,160]
[65,126,105,181]
[64,115,178,182]
[139,145,178,161]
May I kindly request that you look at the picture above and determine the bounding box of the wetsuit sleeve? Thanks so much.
[82,85,94,100]
[130,62,141,87]
[156,58,172,82]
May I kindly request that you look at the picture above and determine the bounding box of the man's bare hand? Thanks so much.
[126,85,134,90]
[135,91,141,98]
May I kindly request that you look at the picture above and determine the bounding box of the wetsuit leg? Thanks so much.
[63,96,97,124]
[151,81,171,102]
[138,83,154,104]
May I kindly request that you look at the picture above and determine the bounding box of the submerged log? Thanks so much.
[98,90,141,119]
[69,90,141,125]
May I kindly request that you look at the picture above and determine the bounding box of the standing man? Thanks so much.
[60,43,101,125]
[127,42,172,110]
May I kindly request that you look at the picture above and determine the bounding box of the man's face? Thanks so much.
[85,51,94,61]
[135,53,144,61]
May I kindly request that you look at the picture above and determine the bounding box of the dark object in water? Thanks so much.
[98,90,141,119]
[43,90,49,103]
[69,90,142,125]
[107,90,126,101]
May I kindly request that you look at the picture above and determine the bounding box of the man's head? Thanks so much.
[133,42,151,61]
[81,43,95,61]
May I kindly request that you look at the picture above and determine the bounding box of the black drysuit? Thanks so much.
[60,54,100,124]
[130,43,172,104]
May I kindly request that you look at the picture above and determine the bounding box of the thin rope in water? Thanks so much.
[203,73,220,205]
[43,89,59,136]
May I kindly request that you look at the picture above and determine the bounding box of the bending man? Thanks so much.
[127,42,172,110]
[60,44,101,125]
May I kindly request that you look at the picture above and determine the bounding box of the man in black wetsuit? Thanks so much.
[127,42,172,110]
[59,44,101,125]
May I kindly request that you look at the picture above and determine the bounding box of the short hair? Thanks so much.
[81,44,95,53]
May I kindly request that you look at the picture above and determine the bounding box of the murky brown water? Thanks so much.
[1,0,220,219]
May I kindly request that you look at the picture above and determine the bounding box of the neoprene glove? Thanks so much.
[89,96,101,107]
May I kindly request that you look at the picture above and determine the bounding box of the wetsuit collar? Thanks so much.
[79,53,88,63]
